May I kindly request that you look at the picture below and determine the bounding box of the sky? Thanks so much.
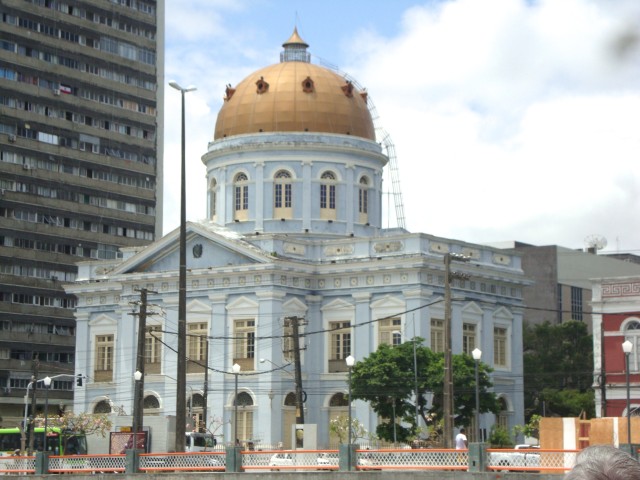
[163,0,640,254]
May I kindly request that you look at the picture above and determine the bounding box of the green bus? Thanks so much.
[0,427,87,455]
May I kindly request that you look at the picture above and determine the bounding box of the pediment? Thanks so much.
[89,313,118,327]
[494,306,514,320]
[370,295,405,309]
[462,302,483,316]
[283,297,308,316]
[321,298,354,313]
[110,222,272,276]
[226,296,259,314]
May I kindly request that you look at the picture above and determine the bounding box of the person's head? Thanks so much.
[460,428,465,433]
[565,445,640,480]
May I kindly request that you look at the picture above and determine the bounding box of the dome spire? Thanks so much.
[281,27,310,63]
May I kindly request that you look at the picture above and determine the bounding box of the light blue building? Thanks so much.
[66,30,526,449]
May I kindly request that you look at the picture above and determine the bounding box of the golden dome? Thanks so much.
[214,31,375,141]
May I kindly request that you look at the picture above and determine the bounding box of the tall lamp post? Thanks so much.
[443,252,470,448]
[132,370,142,449]
[471,348,482,443]
[169,80,196,452]
[346,354,355,469]
[622,340,633,445]
[232,363,241,445]
[43,376,51,451]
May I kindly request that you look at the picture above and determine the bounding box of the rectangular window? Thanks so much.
[284,184,292,208]
[462,323,476,355]
[431,319,444,353]
[95,334,114,381]
[557,284,563,323]
[379,317,402,346]
[233,319,255,371]
[187,322,207,373]
[145,326,162,373]
[571,286,583,321]
[328,321,351,372]
[282,317,294,363]
[494,327,507,367]
[275,184,283,208]
[359,189,368,213]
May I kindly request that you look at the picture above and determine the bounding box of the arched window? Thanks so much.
[496,396,510,432]
[189,393,205,431]
[274,170,292,219]
[93,400,112,414]
[328,393,349,447]
[233,392,254,443]
[209,178,218,222]
[282,392,297,448]
[234,173,249,221]
[320,171,336,220]
[358,176,369,224]
[144,395,160,409]
[625,319,640,371]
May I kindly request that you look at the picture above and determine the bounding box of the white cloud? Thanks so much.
[347,0,640,250]
[163,0,640,253]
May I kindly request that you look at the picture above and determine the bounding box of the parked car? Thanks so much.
[316,452,376,468]
[269,452,293,470]
[490,444,540,471]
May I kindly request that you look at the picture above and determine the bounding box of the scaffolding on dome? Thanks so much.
[317,58,407,231]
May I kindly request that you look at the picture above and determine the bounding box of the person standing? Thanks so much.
[455,427,468,449]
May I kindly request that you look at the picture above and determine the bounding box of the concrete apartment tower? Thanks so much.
[0,0,164,426]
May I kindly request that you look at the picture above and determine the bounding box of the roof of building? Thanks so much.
[214,29,375,141]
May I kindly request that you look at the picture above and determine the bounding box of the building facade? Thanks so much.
[65,31,527,449]
[591,276,640,419]
[496,242,640,332]
[0,0,163,426]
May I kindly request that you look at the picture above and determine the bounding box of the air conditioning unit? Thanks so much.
[3,387,10,395]
[22,164,31,170]
[8,134,16,142]
[53,88,60,96]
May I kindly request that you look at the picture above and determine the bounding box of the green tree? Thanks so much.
[349,339,499,443]
[523,321,594,420]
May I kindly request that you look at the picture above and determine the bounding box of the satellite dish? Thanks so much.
[584,234,608,251]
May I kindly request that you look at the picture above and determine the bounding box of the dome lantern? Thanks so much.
[280,27,310,63]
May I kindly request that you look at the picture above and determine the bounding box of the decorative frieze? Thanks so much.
[373,241,403,253]
[284,243,306,256]
[492,253,511,266]
[429,242,449,254]
[602,281,640,297]
[325,244,354,256]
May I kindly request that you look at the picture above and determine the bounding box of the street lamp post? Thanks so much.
[43,376,51,451]
[21,379,34,454]
[443,252,470,448]
[394,326,420,432]
[345,355,355,471]
[472,348,482,443]
[232,363,241,445]
[169,80,196,452]
[133,370,142,449]
[622,340,633,445]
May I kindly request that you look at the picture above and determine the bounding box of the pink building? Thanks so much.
[591,277,640,418]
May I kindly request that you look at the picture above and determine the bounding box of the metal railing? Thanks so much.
[0,446,588,475]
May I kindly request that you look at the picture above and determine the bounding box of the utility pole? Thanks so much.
[203,339,209,432]
[130,288,157,446]
[443,253,469,449]
[28,360,39,454]
[289,316,306,427]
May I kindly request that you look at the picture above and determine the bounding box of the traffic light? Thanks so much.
[76,374,83,387]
